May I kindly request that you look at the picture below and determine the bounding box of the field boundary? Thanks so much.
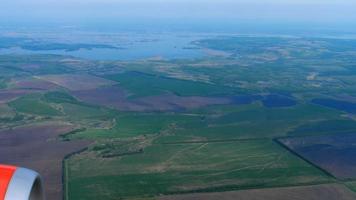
[273,138,336,179]
[159,137,270,145]
[161,181,335,196]
[279,131,356,140]
[62,146,90,200]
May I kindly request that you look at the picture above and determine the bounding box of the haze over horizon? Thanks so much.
[2,0,356,33]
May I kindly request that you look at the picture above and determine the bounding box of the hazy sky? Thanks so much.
[1,0,356,31]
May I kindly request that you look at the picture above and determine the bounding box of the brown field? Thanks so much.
[136,94,231,111]
[0,122,91,200]
[11,77,60,90]
[159,184,356,200]
[72,86,232,112]
[36,74,116,91]
[279,134,356,179]
[0,89,37,103]
[71,85,146,111]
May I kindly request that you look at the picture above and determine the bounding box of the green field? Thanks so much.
[288,119,356,136]
[67,113,202,139]
[9,94,62,116]
[346,181,356,193]
[155,103,343,143]
[105,71,235,97]
[67,139,331,200]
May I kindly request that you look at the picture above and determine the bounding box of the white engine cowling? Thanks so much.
[0,165,44,200]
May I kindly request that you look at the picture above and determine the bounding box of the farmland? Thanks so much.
[279,133,356,179]
[1,35,356,199]
[37,74,116,91]
[0,122,91,200]
[67,140,330,200]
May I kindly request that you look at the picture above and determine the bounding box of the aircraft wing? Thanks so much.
[0,165,43,200]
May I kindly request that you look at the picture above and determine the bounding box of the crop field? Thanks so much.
[71,85,232,112]
[11,77,60,90]
[153,103,343,143]
[0,122,91,200]
[312,98,356,114]
[288,120,356,136]
[105,71,235,97]
[1,35,356,199]
[67,112,202,139]
[279,133,356,179]
[70,85,143,111]
[0,89,36,103]
[9,94,62,116]
[67,140,330,200]
[346,181,356,193]
[37,74,116,91]
[0,54,75,74]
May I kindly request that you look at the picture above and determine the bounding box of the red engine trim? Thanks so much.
[0,165,17,200]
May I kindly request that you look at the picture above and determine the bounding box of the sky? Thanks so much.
[1,0,356,32]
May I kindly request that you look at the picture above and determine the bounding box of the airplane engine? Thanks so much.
[0,165,44,200]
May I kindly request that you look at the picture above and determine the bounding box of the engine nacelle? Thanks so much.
[0,165,44,200]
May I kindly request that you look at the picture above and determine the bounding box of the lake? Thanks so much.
[0,33,208,61]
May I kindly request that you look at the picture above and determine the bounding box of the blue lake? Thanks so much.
[0,33,208,61]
